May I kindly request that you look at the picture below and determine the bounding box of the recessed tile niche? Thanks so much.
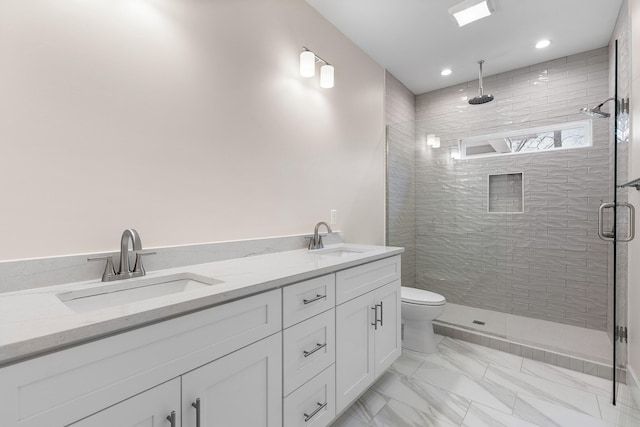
[488,173,523,213]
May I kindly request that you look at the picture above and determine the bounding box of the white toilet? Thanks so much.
[401,286,446,353]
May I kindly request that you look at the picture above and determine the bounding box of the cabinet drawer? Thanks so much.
[284,365,335,427]
[283,274,335,328]
[0,289,281,427]
[336,255,401,304]
[68,378,181,427]
[283,309,335,396]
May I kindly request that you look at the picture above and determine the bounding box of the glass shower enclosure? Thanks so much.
[386,42,631,403]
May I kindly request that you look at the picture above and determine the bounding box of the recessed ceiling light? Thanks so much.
[536,39,551,49]
[441,68,452,76]
[449,0,495,27]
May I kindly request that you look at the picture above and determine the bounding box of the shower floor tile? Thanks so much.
[331,336,639,427]
[436,302,611,363]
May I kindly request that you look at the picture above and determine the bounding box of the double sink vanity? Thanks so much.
[0,237,402,427]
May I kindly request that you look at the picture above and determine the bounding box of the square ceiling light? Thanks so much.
[449,0,495,27]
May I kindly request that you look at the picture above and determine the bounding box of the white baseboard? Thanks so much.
[627,364,640,410]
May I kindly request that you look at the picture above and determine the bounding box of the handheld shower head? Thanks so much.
[580,98,614,118]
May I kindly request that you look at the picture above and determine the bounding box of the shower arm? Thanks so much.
[477,60,485,96]
[618,177,640,190]
[596,97,616,109]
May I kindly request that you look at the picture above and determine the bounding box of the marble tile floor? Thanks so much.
[330,335,640,427]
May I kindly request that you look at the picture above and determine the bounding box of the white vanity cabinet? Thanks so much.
[335,257,401,413]
[282,274,336,427]
[68,379,181,427]
[0,251,402,427]
[373,280,402,375]
[67,333,283,427]
[67,333,282,427]
[0,289,282,427]
[283,364,335,427]
[182,333,282,427]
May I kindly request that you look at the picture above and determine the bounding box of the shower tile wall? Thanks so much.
[414,47,612,330]
[385,71,416,285]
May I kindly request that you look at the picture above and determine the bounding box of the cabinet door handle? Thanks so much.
[371,306,378,330]
[166,410,176,427]
[303,294,326,305]
[191,398,201,427]
[304,402,328,422]
[377,301,383,327]
[303,342,327,357]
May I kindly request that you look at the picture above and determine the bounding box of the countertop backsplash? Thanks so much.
[0,232,343,294]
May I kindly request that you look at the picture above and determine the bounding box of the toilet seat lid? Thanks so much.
[401,287,446,306]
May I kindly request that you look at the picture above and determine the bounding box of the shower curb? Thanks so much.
[433,321,626,384]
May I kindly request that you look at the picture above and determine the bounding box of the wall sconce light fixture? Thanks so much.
[300,47,334,88]
[426,134,441,148]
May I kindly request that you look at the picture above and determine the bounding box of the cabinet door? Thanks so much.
[373,280,401,376]
[182,333,282,427]
[68,378,180,427]
[335,292,375,413]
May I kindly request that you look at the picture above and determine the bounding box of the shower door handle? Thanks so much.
[598,202,615,241]
[618,202,635,242]
[598,202,636,242]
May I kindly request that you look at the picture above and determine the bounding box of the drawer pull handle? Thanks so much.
[303,294,326,305]
[166,410,176,427]
[371,306,378,330]
[192,398,201,427]
[303,342,327,357]
[377,301,383,326]
[304,402,327,422]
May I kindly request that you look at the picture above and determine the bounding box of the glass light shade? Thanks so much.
[432,137,441,148]
[320,64,334,88]
[300,51,316,77]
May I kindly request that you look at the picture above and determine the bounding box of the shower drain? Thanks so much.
[472,320,486,325]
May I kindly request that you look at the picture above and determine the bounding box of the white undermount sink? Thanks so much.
[310,247,367,258]
[57,273,223,313]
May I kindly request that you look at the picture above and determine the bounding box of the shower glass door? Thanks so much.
[613,36,630,404]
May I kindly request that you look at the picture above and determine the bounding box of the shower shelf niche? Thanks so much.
[488,172,523,213]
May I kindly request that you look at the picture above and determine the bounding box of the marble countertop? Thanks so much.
[0,243,403,367]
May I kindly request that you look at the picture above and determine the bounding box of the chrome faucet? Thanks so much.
[308,221,333,250]
[119,229,141,275]
[88,229,156,282]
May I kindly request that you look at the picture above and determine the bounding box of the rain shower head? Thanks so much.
[469,60,494,105]
[468,93,494,105]
[579,98,614,118]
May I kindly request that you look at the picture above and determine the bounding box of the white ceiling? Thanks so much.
[305,0,624,94]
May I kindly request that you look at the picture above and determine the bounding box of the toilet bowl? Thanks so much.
[401,286,446,354]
